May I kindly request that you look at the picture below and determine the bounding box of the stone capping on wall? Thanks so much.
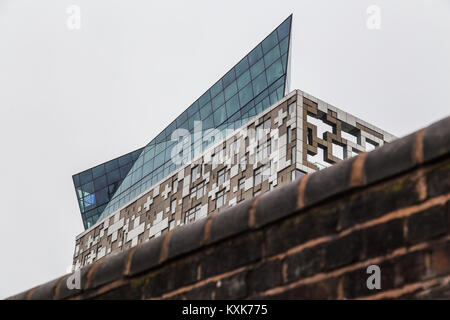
[7,115,450,300]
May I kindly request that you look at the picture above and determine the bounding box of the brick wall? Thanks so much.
[7,115,450,300]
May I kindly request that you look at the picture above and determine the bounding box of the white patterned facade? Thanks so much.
[73,89,395,269]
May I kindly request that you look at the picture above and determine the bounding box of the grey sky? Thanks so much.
[0,0,448,298]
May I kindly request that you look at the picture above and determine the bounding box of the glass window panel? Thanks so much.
[224,81,238,100]
[266,59,283,84]
[213,104,227,126]
[131,167,142,185]
[187,101,199,117]
[142,159,154,176]
[92,164,105,179]
[87,210,98,220]
[200,101,212,120]
[269,90,279,105]
[217,123,227,137]
[79,170,93,185]
[228,108,241,123]
[96,205,106,216]
[154,151,165,169]
[282,53,287,72]
[188,111,200,130]
[225,121,235,133]
[155,141,166,154]
[118,153,132,166]
[155,131,165,145]
[122,162,133,174]
[280,36,289,55]
[143,150,152,163]
[248,44,263,66]
[269,75,285,92]
[239,82,254,106]
[235,57,249,77]
[262,30,278,54]
[134,155,143,168]
[254,88,268,105]
[162,129,171,142]
[204,113,214,130]
[264,45,281,67]
[200,102,212,120]
[222,68,235,88]
[255,101,263,114]
[105,159,118,172]
[120,165,131,179]
[277,16,291,41]
[210,80,222,98]
[198,90,211,107]
[132,148,143,160]
[225,94,240,118]
[105,184,116,198]
[165,143,174,160]
[177,118,188,130]
[81,181,95,194]
[233,118,242,130]
[85,218,93,229]
[241,112,249,123]
[237,70,251,90]
[276,85,284,101]
[73,174,80,187]
[176,110,188,126]
[165,121,177,139]
[146,145,155,158]
[250,58,265,79]
[96,187,109,206]
[252,72,268,97]
[94,175,107,190]
[212,91,225,109]
[241,100,254,114]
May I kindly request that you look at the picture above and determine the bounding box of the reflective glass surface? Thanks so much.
[73,148,144,229]
[74,15,292,227]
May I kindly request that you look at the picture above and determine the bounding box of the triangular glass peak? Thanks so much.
[76,15,293,228]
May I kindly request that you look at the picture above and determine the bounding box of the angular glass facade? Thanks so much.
[74,16,292,229]
[73,148,144,229]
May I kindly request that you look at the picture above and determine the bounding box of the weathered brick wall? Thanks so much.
[7,115,450,300]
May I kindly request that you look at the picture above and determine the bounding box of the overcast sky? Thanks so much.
[0,0,448,298]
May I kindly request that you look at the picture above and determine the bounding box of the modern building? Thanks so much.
[72,16,395,269]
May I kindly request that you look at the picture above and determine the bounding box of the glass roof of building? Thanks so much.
[74,15,292,229]
[73,148,144,229]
